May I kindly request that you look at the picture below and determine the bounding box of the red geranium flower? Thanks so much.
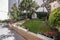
[45,32,55,35]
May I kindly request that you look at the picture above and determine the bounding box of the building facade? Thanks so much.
[0,0,20,20]
[50,0,60,11]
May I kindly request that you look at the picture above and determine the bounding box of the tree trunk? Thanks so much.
[26,11,28,19]
[26,13,27,19]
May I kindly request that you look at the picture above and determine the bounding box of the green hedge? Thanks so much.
[0,20,2,23]
[21,12,48,20]
[36,12,48,20]
[36,12,47,18]
[0,20,10,23]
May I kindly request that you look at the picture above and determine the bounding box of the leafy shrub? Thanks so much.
[36,12,47,18]
[36,12,48,20]
[1,20,10,23]
[21,12,48,20]
[0,20,2,23]
[49,7,60,26]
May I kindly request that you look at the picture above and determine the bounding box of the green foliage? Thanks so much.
[1,20,10,23]
[9,3,21,21]
[19,0,39,11]
[9,0,39,20]
[0,19,10,23]
[37,12,47,18]
[0,20,2,23]
[49,7,60,27]
[19,0,39,18]
[36,12,48,20]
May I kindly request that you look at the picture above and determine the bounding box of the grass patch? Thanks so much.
[22,19,51,33]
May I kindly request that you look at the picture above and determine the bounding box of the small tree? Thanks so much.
[18,0,39,19]
[9,3,21,21]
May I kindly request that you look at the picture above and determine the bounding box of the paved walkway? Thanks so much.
[0,23,26,40]
[11,27,43,40]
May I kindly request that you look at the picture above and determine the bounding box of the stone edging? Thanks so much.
[9,24,43,40]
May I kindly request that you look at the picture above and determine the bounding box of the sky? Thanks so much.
[0,0,47,20]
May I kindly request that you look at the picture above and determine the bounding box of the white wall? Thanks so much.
[0,0,19,20]
[0,0,9,20]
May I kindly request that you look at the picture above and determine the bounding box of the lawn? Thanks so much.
[22,19,51,33]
